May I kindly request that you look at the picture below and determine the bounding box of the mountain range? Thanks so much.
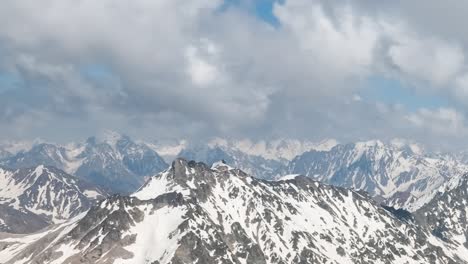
[1,158,467,263]
[0,134,168,193]
[144,138,338,162]
[280,140,468,211]
[2,135,468,212]
[164,138,468,212]
[0,135,330,194]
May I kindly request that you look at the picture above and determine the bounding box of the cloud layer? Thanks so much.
[1,0,468,149]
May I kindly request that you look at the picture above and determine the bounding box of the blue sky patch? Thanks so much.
[362,76,450,111]
[220,0,281,27]
[0,73,20,93]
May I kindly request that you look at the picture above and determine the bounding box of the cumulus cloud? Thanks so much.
[388,36,464,86]
[405,107,468,137]
[185,41,222,87]
[1,0,468,149]
[274,1,379,78]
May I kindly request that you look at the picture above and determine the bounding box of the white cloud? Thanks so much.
[406,107,468,136]
[352,94,362,102]
[2,0,468,149]
[387,29,465,86]
[274,1,379,78]
[185,40,221,87]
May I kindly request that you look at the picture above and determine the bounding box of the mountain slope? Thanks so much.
[0,158,464,264]
[0,135,168,193]
[414,173,468,257]
[3,136,468,212]
[0,165,105,233]
[2,143,69,170]
[282,141,468,211]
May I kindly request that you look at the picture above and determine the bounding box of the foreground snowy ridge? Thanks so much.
[0,158,466,263]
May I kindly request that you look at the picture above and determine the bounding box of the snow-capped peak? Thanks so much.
[276,174,301,181]
[1,159,466,264]
[33,164,44,177]
[0,134,169,193]
[313,138,339,151]
[99,129,124,144]
[211,160,233,171]
[284,139,468,211]
[354,139,385,149]
[390,138,425,155]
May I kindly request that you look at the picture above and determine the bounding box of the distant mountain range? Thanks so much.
[2,135,468,212]
[0,149,11,160]
[0,134,168,193]
[145,138,338,162]
[280,140,468,211]
[1,158,467,263]
[0,135,332,194]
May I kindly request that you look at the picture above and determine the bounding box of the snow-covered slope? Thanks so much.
[0,165,105,233]
[0,134,168,193]
[1,143,69,170]
[0,158,465,264]
[74,136,168,193]
[414,173,468,257]
[282,140,468,211]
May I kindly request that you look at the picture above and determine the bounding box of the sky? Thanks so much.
[1,0,468,150]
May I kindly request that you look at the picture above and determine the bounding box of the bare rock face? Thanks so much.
[0,204,49,233]
[414,173,468,256]
[0,158,466,264]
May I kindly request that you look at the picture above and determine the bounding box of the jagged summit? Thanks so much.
[2,159,465,263]
[211,159,234,171]
[172,157,210,171]
[133,158,242,202]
